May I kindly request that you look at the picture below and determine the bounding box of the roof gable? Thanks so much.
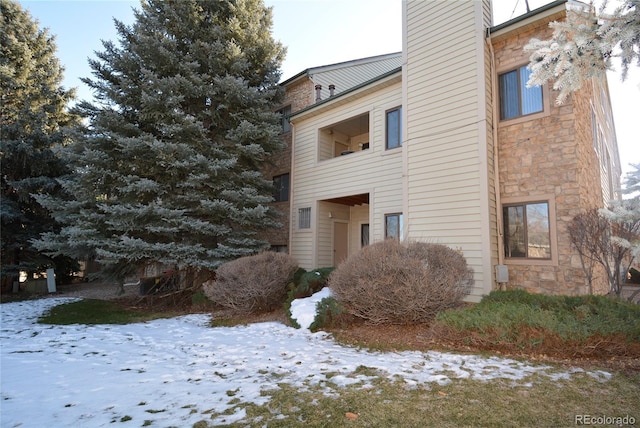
[282,52,402,100]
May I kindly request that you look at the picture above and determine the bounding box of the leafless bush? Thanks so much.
[203,252,298,314]
[329,240,474,324]
[568,209,607,294]
[569,206,640,297]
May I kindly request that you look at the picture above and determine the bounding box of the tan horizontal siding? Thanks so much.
[292,80,403,268]
[405,0,492,301]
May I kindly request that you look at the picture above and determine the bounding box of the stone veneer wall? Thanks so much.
[493,23,608,295]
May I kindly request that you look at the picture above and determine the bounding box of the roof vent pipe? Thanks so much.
[315,84,322,102]
[329,84,335,97]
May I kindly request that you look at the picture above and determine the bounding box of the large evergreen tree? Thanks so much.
[34,0,287,288]
[0,0,79,289]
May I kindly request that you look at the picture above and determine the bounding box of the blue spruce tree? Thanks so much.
[1,0,80,290]
[35,0,287,290]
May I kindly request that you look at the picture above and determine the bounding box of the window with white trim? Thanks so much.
[298,207,311,229]
[386,107,402,149]
[385,213,403,240]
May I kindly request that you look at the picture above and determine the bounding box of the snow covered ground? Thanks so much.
[1,296,610,427]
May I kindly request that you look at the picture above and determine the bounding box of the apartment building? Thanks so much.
[262,53,403,252]
[279,0,620,300]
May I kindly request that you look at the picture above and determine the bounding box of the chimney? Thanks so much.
[315,84,322,102]
[329,84,335,97]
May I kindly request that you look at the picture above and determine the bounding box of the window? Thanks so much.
[272,173,289,202]
[591,107,599,153]
[385,213,403,240]
[499,66,543,120]
[503,202,550,259]
[386,107,402,149]
[361,224,370,247]
[298,207,311,229]
[277,105,291,134]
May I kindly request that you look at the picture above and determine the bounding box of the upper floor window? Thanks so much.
[272,173,289,202]
[503,201,550,259]
[385,213,403,240]
[386,107,402,149]
[277,105,291,134]
[499,66,543,120]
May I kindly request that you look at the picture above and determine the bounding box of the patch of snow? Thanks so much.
[289,287,333,329]
[0,297,610,427]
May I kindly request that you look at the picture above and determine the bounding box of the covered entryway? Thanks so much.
[317,193,369,267]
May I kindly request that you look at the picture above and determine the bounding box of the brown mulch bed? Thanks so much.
[325,316,640,376]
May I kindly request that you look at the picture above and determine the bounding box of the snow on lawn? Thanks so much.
[290,286,333,329]
[1,296,608,427]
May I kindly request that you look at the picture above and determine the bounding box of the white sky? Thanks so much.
[18,0,639,177]
[1,296,608,426]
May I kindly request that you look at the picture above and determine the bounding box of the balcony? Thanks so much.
[318,112,370,161]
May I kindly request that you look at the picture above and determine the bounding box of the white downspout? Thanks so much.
[288,121,296,256]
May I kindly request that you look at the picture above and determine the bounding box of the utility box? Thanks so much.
[496,265,509,283]
[46,268,56,293]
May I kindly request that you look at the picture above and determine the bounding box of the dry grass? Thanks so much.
[197,370,640,427]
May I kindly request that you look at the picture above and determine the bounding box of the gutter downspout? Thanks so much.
[288,121,296,256]
[486,30,506,287]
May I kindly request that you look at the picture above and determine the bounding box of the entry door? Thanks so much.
[333,222,349,266]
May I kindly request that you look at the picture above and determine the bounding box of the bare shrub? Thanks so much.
[569,207,640,297]
[203,252,298,314]
[329,240,473,324]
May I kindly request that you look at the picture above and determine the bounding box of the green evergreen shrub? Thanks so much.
[435,290,640,342]
[292,267,335,299]
[284,267,335,328]
[309,296,344,332]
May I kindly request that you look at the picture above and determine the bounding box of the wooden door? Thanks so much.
[333,222,349,266]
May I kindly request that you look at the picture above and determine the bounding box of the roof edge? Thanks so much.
[290,66,402,119]
[279,52,402,87]
[490,0,567,33]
